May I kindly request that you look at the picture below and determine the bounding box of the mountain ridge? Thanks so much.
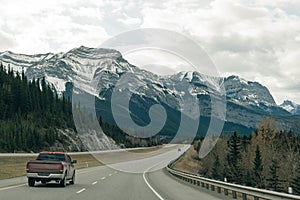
[0,46,294,134]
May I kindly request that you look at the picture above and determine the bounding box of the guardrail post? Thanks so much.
[211,185,215,191]
[217,187,221,193]
[224,189,228,196]
[242,193,247,200]
[254,197,259,200]
[197,181,200,186]
[232,191,237,199]
[206,184,209,189]
[201,182,205,187]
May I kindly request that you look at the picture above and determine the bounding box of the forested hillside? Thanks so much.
[0,63,74,152]
[0,63,161,152]
[177,117,300,194]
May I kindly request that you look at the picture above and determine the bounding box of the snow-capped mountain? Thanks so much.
[225,75,276,107]
[280,100,300,114]
[0,46,293,134]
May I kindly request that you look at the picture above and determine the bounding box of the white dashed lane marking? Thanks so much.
[92,181,98,185]
[78,171,119,194]
[76,188,86,194]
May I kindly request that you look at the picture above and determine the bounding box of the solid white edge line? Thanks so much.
[76,188,86,194]
[92,181,98,185]
[143,165,165,200]
[109,174,112,176]
[101,177,106,180]
[142,146,187,200]
[143,172,164,200]
[0,183,27,191]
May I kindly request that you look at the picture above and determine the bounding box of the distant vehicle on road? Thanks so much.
[26,152,77,187]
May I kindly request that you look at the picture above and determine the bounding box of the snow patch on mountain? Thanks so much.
[280,100,300,114]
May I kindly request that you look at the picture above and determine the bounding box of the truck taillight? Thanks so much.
[59,164,64,173]
[26,163,30,172]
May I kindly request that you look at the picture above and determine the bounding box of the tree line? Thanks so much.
[0,63,73,152]
[194,117,300,195]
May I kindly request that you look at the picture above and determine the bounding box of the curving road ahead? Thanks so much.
[0,145,233,200]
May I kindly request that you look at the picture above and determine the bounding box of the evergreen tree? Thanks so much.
[253,145,264,188]
[241,135,250,152]
[291,161,300,195]
[211,154,222,180]
[244,171,255,187]
[267,159,284,192]
[227,131,242,183]
[222,162,230,182]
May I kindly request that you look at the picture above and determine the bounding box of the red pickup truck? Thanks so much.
[26,152,77,187]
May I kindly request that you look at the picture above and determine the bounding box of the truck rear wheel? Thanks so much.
[28,178,35,187]
[70,172,75,185]
[60,175,66,187]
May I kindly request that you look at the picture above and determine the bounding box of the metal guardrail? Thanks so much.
[166,163,300,200]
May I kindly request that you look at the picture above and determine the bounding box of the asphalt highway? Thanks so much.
[0,145,233,200]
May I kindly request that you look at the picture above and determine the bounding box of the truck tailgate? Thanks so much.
[27,161,63,173]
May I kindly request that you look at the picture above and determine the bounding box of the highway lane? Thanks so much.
[146,169,233,200]
[0,145,232,200]
[0,166,232,200]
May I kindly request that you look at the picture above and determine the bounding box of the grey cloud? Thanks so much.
[0,31,16,50]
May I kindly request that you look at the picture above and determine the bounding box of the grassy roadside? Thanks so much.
[172,146,201,175]
[0,154,103,180]
[127,146,162,153]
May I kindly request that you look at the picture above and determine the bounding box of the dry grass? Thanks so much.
[172,147,201,175]
[127,146,161,153]
[71,154,103,169]
[0,156,36,180]
[0,154,102,180]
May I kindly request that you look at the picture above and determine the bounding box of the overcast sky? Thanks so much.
[0,0,299,104]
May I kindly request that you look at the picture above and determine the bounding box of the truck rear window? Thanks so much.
[37,154,65,161]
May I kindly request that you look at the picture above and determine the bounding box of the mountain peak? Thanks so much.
[280,100,300,114]
[282,100,295,106]
[225,74,276,107]
[66,46,122,59]
[226,75,250,85]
